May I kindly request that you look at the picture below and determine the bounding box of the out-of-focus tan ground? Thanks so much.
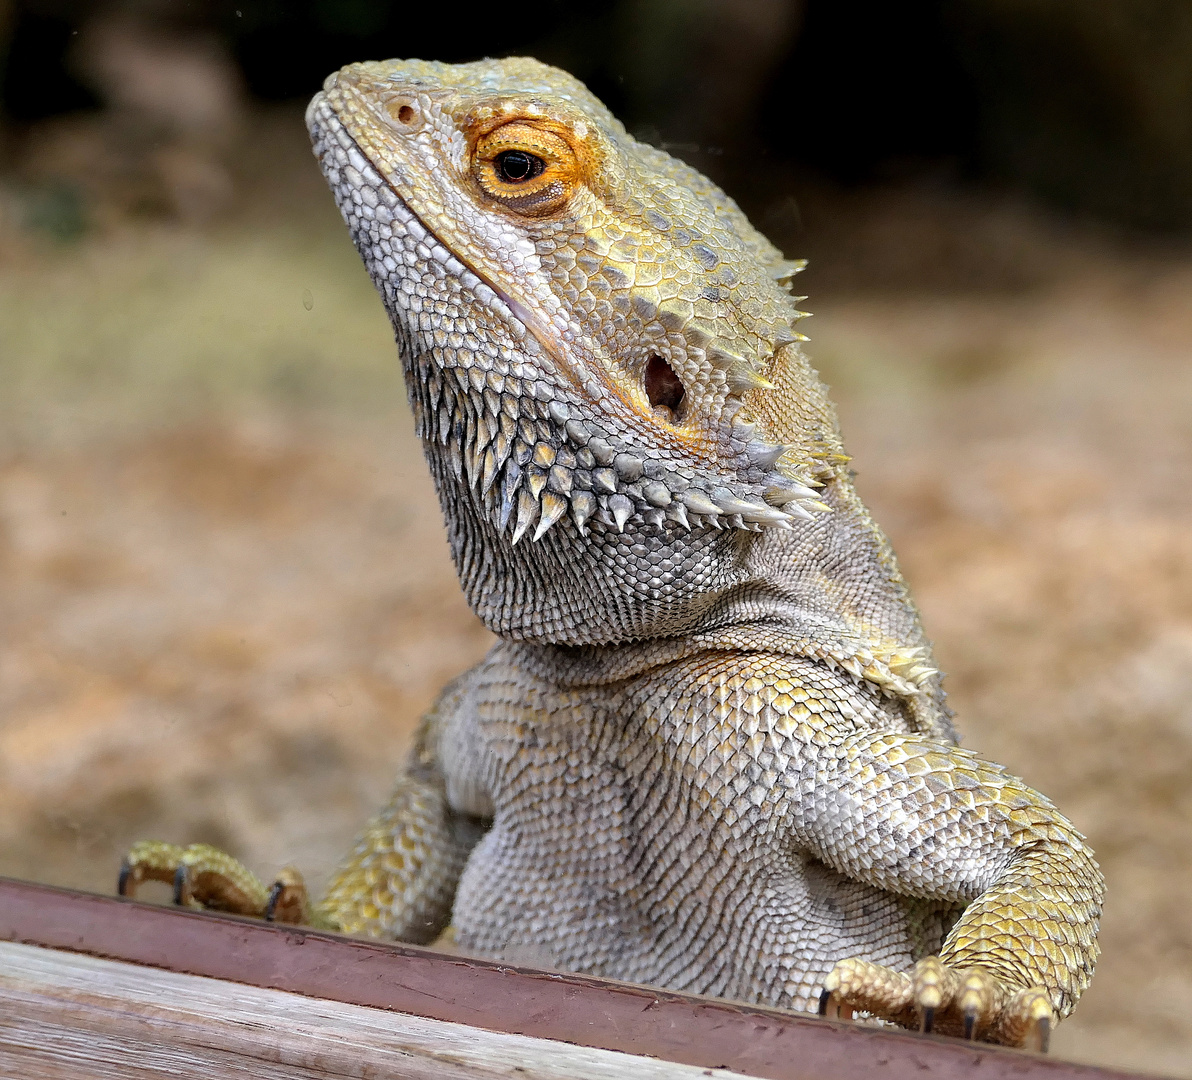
[2,108,1190,1077]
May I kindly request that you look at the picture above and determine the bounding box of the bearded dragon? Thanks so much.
[120,57,1104,1050]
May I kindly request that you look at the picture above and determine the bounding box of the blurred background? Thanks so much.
[1,1,1190,1074]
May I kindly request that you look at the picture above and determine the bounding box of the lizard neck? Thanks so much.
[424,430,928,657]
[424,437,952,737]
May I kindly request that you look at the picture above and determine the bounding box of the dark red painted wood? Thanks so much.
[0,877,1149,1080]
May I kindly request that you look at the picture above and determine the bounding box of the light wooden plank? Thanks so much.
[0,941,755,1080]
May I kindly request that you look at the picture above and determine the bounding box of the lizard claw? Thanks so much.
[817,980,854,1021]
[818,955,1055,1049]
[119,840,311,924]
[264,866,311,924]
[1000,987,1054,1053]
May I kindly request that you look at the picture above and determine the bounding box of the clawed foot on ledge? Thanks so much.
[818,955,1054,1052]
[118,840,330,928]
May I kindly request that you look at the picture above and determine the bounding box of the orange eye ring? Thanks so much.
[472,122,580,216]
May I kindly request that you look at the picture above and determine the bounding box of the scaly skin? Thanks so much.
[121,58,1104,1048]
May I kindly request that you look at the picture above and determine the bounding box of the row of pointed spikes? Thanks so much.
[794,639,939,698]
[644,300,812,395]
[415,354,830,547]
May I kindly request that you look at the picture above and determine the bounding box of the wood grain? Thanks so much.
[0,941,751,1080]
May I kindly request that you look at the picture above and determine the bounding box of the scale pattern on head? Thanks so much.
[306,57,855,643]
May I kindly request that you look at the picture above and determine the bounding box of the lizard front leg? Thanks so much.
[120,683,489,943]
[789,730,1104,1048]
[316,712,488,941]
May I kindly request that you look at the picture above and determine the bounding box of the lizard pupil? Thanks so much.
[494,150,544,183]
[644,354,685,414]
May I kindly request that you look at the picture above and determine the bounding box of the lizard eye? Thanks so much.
[494,150,545,184]
[473,122,580,216]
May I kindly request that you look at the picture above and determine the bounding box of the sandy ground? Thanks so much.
[2,109,1191,1076]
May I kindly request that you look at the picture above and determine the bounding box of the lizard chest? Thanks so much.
[446,651,939,1003]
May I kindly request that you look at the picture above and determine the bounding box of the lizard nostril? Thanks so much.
[644,355,684,416]
[386,98,420,130]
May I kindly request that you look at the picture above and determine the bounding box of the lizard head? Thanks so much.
[308,57,850,643]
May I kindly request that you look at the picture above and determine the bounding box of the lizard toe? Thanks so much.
[993,987,1055,1052]
[819,957,914,1027]
[912,956,959,1032]
[955,967,1003,1041]
[119,840,186,899]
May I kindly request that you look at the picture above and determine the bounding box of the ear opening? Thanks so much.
[644,354,685,418]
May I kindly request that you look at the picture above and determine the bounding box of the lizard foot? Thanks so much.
[118,841,317,926]
[818,956,1054,1051]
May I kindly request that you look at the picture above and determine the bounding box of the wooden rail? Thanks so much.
[0,877,1152,1080]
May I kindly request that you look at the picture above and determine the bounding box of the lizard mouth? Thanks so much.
[307,92,573,385]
